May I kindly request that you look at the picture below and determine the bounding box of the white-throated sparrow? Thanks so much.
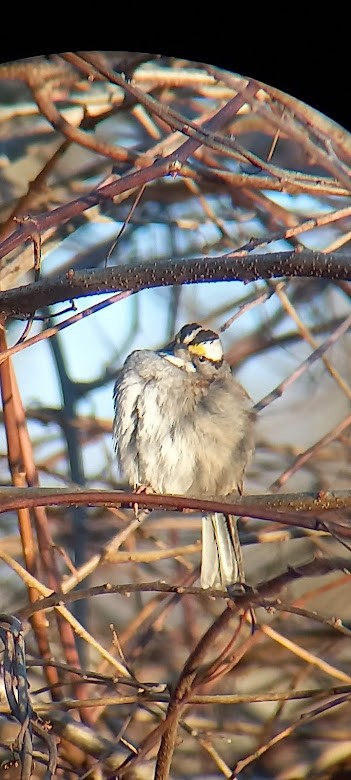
[113,323,255,589]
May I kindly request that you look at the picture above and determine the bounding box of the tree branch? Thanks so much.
[1,250,351,316]
[0,487,350,536]
[0,81,256,266]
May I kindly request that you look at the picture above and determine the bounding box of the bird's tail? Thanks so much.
[201,513,244,589]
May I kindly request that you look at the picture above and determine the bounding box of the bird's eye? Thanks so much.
[198,355,207,363]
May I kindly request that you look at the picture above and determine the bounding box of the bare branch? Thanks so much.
[1,52,351,779]
[0,486,350,536]
[0,250,350,316]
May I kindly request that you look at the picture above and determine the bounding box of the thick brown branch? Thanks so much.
[1,250,351,316]
[0,487,350,536]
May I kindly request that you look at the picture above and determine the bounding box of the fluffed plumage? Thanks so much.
[113,323,255,589]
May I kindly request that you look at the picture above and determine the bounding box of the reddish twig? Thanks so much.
[10,365,95,726]
[0,82,255,262]
[0,326,61,698]
[30,80,136,164]
[0,486,350,534]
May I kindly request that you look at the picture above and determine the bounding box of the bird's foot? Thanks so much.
[133,484,154,519]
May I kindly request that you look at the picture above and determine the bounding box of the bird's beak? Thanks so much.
[158,342,195,371]
[158,341,183,368]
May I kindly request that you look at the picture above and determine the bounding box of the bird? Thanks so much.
[113,323,255,589]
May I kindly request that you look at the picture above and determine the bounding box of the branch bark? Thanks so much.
[1,250,351,316]
[0,487,350,536]
[0,80,257,268]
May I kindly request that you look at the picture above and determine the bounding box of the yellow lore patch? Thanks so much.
[189,339,223,363]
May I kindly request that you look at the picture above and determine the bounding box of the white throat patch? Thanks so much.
[161,353,196,372]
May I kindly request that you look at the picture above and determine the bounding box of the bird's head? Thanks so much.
[158,323,224,376]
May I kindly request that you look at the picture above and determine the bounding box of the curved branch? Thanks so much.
[31,82,136,164]
[0,487,350,537]
[0,83,255,264]
[0,250,350,316]
[14,556,351,621]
